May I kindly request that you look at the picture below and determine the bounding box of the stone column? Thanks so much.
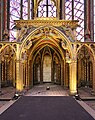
[28,0,30,19]
[4,0,7,30]
[2,0,9,41]
[60,0,65,19]
[69,61,77,95]
[31,0,34,19]
[90,0,94,41]
[93,61,95,92]
[84,0,91,41]
[16,44,23,91]
[72,0,74,20]
[20,0,23,19]
[0,0,3,40]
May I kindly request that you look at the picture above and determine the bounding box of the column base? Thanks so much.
[69,90,77,95]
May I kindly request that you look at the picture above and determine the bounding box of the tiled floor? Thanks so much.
[0,87,16,108]
[85,101,95,111]
[25,83,69,96]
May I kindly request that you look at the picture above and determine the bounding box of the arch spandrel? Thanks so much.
[20,26,74,60]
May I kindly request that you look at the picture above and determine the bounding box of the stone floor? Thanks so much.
[26,83,69,96]
[78,87,95,111]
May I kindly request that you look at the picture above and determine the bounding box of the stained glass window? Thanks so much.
[65,0,84,41]
[10,0,21,41]
[10,0,84,41]
[22,0,28,20]
[10,0,32,41]
[38,0,56,17]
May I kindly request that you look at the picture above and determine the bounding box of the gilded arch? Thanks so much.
[20,26,73,59]
[77,44,95,60]
[77,44,94,88]
[0,43,17,88]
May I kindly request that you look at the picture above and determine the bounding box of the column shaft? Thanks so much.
[69,61,77,95]
[0,60,2,92]
[28,0,30,19]
[20,0,23,19]
[93,62,95,91]
[72,0,74,20]
[60,0,65,19]
[90,0,94,41]
[16,61,23,91]
[16,44,23,91]
[0,0,3,40]
[61,60,64,86]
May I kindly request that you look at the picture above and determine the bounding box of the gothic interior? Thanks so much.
[0,0,95,95]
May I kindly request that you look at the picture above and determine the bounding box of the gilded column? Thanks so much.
[31,64,33,87]
[77,60,81,87]
[40,61,43,83]
[69,43,77,94]
[69,60,77,95]
[25,60,28,87]
[0,57,2,93]
[51,61,53,82]
[61,60,64,86]
[27,61,30,88]
[13,60,16,87]
[4,58,7,82]
[23,62,25,87]
[16,44,23,91]
[1,58,4,84]
[86,60,89,86]
[93,61,95,92]
[63,61,66,87]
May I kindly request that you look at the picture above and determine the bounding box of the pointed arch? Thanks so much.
[20,25,73,59]
[0,43,16,55]
[77,44,95,60]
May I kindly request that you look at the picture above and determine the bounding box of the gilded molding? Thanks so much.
[15,19,79,29]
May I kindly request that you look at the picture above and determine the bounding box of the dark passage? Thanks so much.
[0,96,94,120]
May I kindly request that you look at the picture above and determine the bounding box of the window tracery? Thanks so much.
[65,0,84,41]
[9,0,84,42]
[10,0,32,41]
[37,0,56,17]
